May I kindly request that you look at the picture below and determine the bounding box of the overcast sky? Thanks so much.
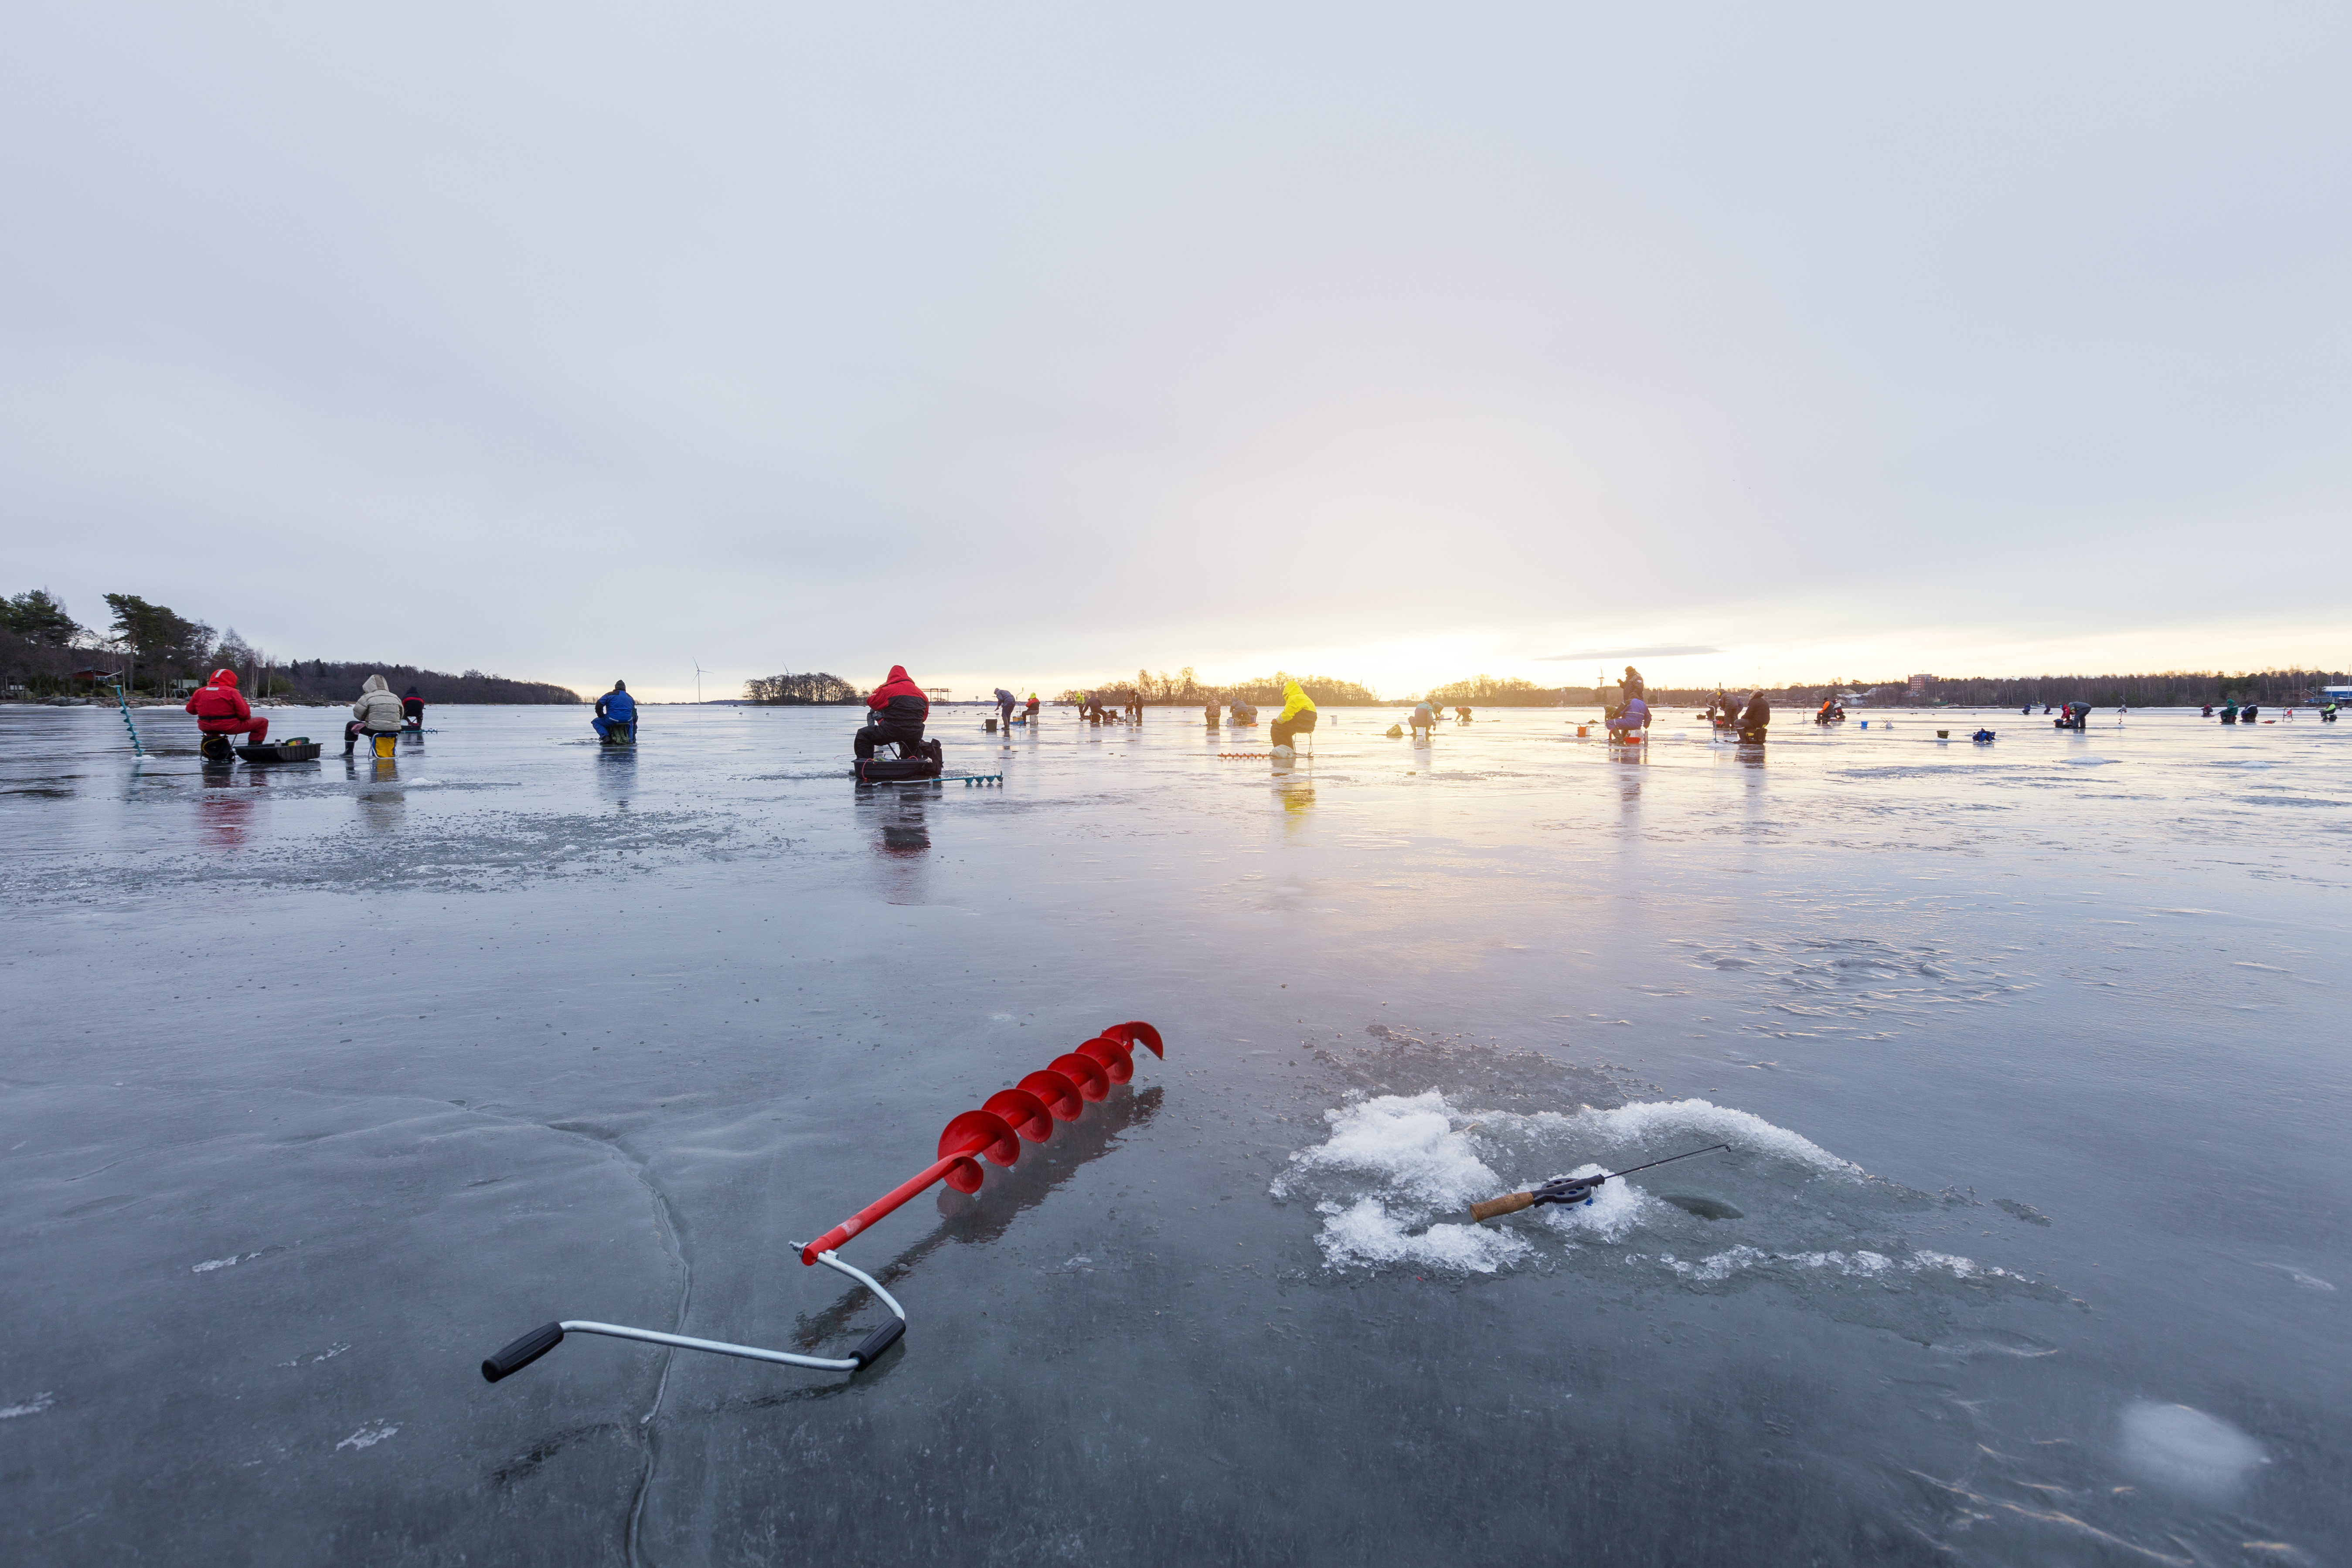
[4,3,2345,701]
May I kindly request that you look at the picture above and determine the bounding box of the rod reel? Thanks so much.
[1470,1143,1731,1222]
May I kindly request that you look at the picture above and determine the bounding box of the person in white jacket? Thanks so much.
[344,674,406,755]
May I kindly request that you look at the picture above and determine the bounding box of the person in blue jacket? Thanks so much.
[592,680,637,742]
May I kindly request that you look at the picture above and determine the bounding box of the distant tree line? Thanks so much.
[1611,670,2352,709]
[1059,669,1389,707]
[0,587,579,703]
[1874,670,2348,709]
[744,671,861,704]
[1421,675,1570,706]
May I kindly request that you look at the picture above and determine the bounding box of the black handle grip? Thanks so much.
[482,1322,565,1383]
[851,1318,905,1370]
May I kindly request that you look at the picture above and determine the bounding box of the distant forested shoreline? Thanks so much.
[0,588,579,703]
[1056,667,2349,709]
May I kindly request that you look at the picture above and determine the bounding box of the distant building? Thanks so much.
[1908,673,1933,697]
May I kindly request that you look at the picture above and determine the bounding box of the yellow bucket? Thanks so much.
[372,733,397,758]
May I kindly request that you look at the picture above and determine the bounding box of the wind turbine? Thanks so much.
[692,657,706,704]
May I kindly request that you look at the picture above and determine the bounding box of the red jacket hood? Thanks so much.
[211,668,238,688]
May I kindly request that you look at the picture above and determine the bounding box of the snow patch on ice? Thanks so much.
[0,1392,56,1419]
[2119,1401,2265,1499]
[1560,1098,1861,1176]
[1276,1092,1866,1274]
[1314,1197,1532,1273]
[336,1422,399,1452]
[192,1252,257,1273]
[1277,1092,1501,1209]
[1274,1092,1527,1272]
[1651,1246,2015,1285]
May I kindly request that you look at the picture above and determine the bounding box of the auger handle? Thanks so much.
[1470,1191,1536,1222]
[482,1322,564,1382]
[801,1155,963,1265]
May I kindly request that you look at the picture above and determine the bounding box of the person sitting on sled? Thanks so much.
[592,680,637,742]
[857,665,929,758]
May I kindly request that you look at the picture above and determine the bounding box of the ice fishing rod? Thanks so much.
[480,1021,1164,1387]
[1468,1143,1730,1221]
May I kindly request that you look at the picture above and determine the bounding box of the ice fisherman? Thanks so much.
[1409,700,1436,741]
[994,687,1017,727]
[1736,690,1771,738]
[1025,692,1040,721]
[344,673,405,755]
[402,685,425,729]
[1621,665,1645,702]
[857,665,929,758]
[592,680,637,742]
[1271,680,1318,750]
[1607,694,1651,734]
[185,668,268,748]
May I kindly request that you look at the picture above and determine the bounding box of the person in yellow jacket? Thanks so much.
[1271,679,1318,750]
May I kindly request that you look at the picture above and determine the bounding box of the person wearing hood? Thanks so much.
[1024,692,1040,721]
[344,674,404,754]
[858,665,929,758]
[593,680,637,741]
[994,687,1017,727]
[1621,665,1645,702]
[1271,679,1318,749]
[1736,690,1770,740]
[1409,700,1436,741]
[185,668,268,748]
[402,685,425,729]
[1607,694,1651,735]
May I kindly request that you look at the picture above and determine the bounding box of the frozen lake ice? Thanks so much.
[2,700,2345,1564]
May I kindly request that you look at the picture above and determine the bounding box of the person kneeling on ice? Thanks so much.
[1271,679,1318,751]
[857,664,929,758]
[185,668,268,749]
[592,680,637,742]
[342,673,405,754]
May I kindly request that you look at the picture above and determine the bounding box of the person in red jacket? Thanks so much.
[184,668,268,748]
[856,665,929,758]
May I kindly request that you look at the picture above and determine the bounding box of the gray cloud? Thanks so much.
[1537,645,1723,663]
[0,7,2344,697]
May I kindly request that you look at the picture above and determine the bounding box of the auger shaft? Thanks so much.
[800,1155,964,1265]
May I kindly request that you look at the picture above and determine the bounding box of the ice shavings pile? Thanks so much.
[1270,1092,1532,1272]
[1574,1097,1861,1175]
[1275,1092,1865,1277]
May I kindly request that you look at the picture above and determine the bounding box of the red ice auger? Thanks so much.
[480,1021,1164,1387]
